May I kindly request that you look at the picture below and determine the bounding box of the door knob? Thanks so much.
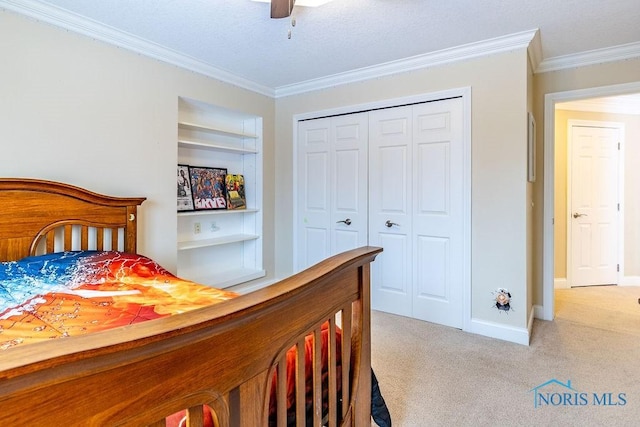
[385,220,399,228]
[573,213,587,218]
[336,218,352,225]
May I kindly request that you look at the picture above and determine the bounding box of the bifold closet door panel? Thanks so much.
[296,113,368,272]
[331,113,369,257]
[297,118,332,271]
[411,98,465,329]
[368,106,414,317]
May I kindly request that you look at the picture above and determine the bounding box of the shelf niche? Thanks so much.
[177,97,264,289]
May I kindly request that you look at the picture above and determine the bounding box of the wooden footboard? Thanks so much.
[0,246,381,426]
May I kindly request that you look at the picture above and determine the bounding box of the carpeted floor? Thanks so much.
[370,285,640,426]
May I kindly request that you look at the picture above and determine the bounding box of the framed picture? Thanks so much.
[528,112,536,183]
[225,174,246,210]
[177,164,194,211]
[189,166,228,210]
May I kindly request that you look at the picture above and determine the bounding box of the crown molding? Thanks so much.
[275,29,539,98]
[5,0,638,100]
[0,0,276,97]
[536,41,640,74]
[527,29,542,71]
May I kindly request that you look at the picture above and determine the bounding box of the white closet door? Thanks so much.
[411,98,464,328]
[369,98,464,328]
[369,106,414,316]
[297,118,332,270]
[297,97,466,328]
[331,113,369,255]
[297,114,368,271]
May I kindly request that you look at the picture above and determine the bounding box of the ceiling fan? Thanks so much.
[271,0,294,18]
[253,0,333,18]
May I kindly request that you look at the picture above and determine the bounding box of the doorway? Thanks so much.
[542,83,640,320]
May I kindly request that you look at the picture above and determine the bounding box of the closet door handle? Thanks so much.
[337,218,352,226]
[385,220,399,228]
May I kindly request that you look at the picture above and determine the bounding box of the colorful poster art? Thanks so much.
[225,174,246,210]
[188,166,227,210]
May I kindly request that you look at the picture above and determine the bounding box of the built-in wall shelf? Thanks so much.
[178,234,260,251]
[178,208,259,218]
[187,268,266,290]
[178,139,258,154]
[177,96,263,289]
[178,121,258,139]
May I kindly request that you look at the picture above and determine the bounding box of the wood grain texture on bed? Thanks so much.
[0,178,146,260]
[0,179,381,426]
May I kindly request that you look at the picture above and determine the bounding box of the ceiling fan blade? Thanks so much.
[271,0,295,18]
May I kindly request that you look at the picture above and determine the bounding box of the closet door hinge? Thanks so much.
[617,264,620,272]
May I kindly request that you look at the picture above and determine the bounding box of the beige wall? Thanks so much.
[0,11,276,277]
[8,4,638,334]
[532,58,640,304]
[554,109,640,279]
[275,50,531,330]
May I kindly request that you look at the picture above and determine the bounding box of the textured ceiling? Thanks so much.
[9,0,640,91]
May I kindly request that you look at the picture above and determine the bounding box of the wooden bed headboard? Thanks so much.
[0,178,146,261]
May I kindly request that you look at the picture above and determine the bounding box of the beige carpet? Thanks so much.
[555,286,640,337]
[370,286,640,426]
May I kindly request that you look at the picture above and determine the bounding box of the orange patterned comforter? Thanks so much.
[0,251,341,425]
[0,251,236,351]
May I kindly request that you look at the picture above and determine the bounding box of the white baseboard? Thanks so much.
[533,304,549,320]
[554,278,568,289]
[619,276,640,286]
[554,276,640,287]
[469,317,530,346]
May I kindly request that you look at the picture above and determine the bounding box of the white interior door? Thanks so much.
[296,114,368,271]
[331,113,369,255]
[369,98,465,328]
[411,99,464,327]
[569,122,621,286]
[297,118,331,269]
[369,106,413,316]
